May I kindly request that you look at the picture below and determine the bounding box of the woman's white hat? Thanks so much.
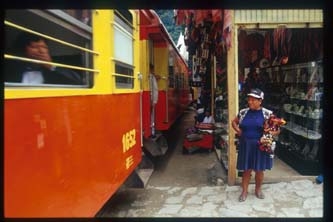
[247,88,264,100]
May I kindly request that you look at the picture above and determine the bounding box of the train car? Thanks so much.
[139,10,191,156]
[4,9,144,217]
[4,9,190,217]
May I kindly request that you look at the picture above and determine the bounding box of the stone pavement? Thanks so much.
[100,179,323,218]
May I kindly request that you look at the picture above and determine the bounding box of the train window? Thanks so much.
[176,75,178,89]
[168,66,175,88]
[113,10,135,89]
[62,10,92,26]
[180,73,183,89]
[115,10,133,29]
[168,53,175,88]
[149,40,154,67]
[4,9,94,88]
[115,63,134,88]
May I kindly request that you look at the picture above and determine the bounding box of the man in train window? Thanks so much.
[5,32,82,85]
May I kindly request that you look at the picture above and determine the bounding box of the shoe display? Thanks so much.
[264,61,323,175]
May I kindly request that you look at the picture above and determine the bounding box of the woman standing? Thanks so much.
[232,88,280,202]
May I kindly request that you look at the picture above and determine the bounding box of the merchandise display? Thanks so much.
[264,61,323,175]
[237,26,323,175]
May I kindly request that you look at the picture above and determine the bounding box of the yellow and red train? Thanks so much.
[4,9,190,217]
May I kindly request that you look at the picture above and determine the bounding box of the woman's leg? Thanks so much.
[255,170,265,199]
[239,169,252,201]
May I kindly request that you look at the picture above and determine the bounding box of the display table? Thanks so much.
[183,123,214,154]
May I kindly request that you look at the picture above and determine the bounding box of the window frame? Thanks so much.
[112,10,136,91]
[4,9,96,89]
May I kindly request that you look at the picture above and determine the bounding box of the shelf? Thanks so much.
[283,109,322,120]
[289,96,322,103]
[280,60,320,71]
[259,60,323,173]
[282,123,321,140]
[276,144,321,175]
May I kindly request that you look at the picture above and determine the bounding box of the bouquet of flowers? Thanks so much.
[259,115,286,158]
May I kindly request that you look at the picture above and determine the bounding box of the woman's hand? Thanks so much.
[260,136,271,145]
[232,117,242,136]
[235,128,242,136]
[269,129,280,136]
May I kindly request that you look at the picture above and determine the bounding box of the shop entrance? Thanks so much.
[174,9,323,185]
[236,27,323,182]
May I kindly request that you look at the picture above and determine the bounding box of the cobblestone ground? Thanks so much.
[98,179,323,218]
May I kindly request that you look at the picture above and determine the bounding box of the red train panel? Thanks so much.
[4,94,142,217]
[142,91,152,138]
[142,89,190,134]
[155,88,191,131]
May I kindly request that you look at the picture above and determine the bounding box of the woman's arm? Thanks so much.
[232,116,242,136]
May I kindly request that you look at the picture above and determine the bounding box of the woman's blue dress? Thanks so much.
[237,109,273,171]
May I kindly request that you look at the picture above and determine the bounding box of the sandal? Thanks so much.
[255,190,265,199]
[238,192,247,202]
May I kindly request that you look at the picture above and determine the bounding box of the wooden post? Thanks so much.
[211,56,216,116]
[227,10,238,186]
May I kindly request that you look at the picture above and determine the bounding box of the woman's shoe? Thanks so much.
[238,192,247,202]
[255,190,265,199]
